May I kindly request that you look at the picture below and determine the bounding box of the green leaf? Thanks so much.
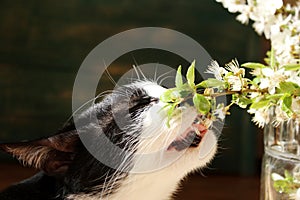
[282,95,292,108]
[281,95,293,116]
[160,85,192,104]
[282,64,300,71]
[273,180,288,193]
[252,77,261,86]
[166,104,177,128]
[264,51,271,65]
[279,82,298,94]
[284,170,294,182]
[236,95,252,109]
[270,47,276,69]
[175,65,183,87]
[196,78,225,88]
[187,60,196,88]
[232,94,238,102]
[272,170,300,194]
[264,58,270,65]
[250,99,270,109]
[160,88,180,103]
[177,83,192,98]
[224,71,234,78]
[241,62,267,69]
[266,50,271,58]
[266,94,284,100]
[193,93,211,114]
[160,89,173,103]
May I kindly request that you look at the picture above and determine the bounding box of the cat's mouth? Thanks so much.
[167,116,207,151]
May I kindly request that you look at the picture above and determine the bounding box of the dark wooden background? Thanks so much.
[0,0,265,185]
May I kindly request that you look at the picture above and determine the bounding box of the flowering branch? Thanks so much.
[161,50,300,129]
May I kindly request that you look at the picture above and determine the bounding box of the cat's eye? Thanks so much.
[129,95,158,113]
[140,96,158,104]
[135,96,158,107]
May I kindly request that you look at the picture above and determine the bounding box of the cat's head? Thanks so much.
[0,80,218,196]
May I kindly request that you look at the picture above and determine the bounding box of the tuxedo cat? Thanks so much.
[0,80,218,200]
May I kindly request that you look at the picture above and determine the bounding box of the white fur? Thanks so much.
[109,132,217,200]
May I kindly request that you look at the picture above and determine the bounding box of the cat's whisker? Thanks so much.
[132,65,141,80]
[156,71,174,86]
[153,63,159,83]
[158,75,174,86]
[131,56,147,81]
[105,68,118,87]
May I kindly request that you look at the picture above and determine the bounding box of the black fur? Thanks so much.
[0,85,156,199]
[0,173,60,200]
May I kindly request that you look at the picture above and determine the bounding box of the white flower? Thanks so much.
[271,29,292,56]
[287,71,300,86]
[292,97,300,115]
[270,0,283,10]
[215,0,289,41]
[217,0,247,13]
[247,108,256,115]
[273,106,289,126]
[213,106,226,121]
[270,14,292,36]
[249,68,262,76]
[261,68,274,76]
[236,13,249,24]
[248,108,269,128]
[259,68,286,94]
[227,75,242,91]
[259,78,271,90]
[258,0,283,15]
[252,21,265,35]
[205,60,228,80]
[225,59,245,76]
[248,85,260,99]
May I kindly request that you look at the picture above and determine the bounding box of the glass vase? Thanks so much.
[260,109,300,200]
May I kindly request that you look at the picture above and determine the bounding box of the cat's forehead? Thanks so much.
[129,81,166,98]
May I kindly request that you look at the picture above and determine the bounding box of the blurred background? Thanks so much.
[0,0,267,199]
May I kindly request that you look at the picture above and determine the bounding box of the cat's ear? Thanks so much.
[0,131,80,176]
